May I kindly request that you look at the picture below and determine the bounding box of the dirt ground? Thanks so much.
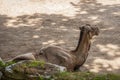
[0,0,120,74]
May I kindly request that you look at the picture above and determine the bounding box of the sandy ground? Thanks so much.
[0,0,120,74]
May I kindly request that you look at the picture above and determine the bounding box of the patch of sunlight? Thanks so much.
[0,0,79,18]
[27,18,42,24]
[48,40,55,43]
[86,57,120,73]
[58,26,68,31]
[51,22,56,25]
[86,44,120,73]
[42,40,65,45]
[89,64,102,73]
[6,23,35,28]
[85,43,120,73]
[98,9,107,12]
[42,40,55,45]
[57,40,65,44]
[5,17,42,28]
[61,28,68,31]
[88,16,98,20]
[32,35,39,38]
[35,26,44,31]
[97,0,120,5]
[62,19,68,21]
[96,44,120,56]
[93,58,120,70]
[60,26,66,28]
[112,12,120,16]
[5,19,17,28]
[79,11,88,14]
[106,44,119,50]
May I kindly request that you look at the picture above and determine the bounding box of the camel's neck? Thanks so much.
[72,31,91,58]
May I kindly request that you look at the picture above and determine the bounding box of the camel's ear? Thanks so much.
[79,26,85,30]
[79,24,90,30]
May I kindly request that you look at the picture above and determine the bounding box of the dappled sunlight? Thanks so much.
[62,19,69,21]
[72,0,120,26]
[85,43,120,73]
[96,44,120,57]
[35,26,44,31]
[32,35,39,39]
[112,11,120,16]
[42,40,65,46]
[58,26,68,31]
[79,11,88,14]
[88,16,99,20]
[5,17,42,28]
[88,57,120,73]
[98,8,107,12]
[51,22,56,26]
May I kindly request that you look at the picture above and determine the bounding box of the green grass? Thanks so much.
[1,60,45,68]
[0,60,5,67]
[28,60,45,68]
[35,71,120,80]
[51,72,120,80]
[5,61,16,67]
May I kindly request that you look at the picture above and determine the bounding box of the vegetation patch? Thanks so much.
[51,72,120,80]
[5,61,16,67]
[1,61,120,80]
[28,60,45,68]
[0,61,5,67]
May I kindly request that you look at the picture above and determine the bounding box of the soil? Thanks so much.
[0,0,120,74]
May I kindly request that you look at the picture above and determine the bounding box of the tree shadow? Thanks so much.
[0,14,82,61]
[0,0,120,73]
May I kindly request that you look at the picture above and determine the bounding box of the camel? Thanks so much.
[11,24,99,71]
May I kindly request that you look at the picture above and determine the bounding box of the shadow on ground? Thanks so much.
[0,0,120,73]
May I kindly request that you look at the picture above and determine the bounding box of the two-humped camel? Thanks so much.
[11,24,99,71]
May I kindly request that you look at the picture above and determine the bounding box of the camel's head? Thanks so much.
[79,24,99,38]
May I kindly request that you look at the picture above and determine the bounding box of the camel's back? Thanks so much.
[40,46,74,59]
